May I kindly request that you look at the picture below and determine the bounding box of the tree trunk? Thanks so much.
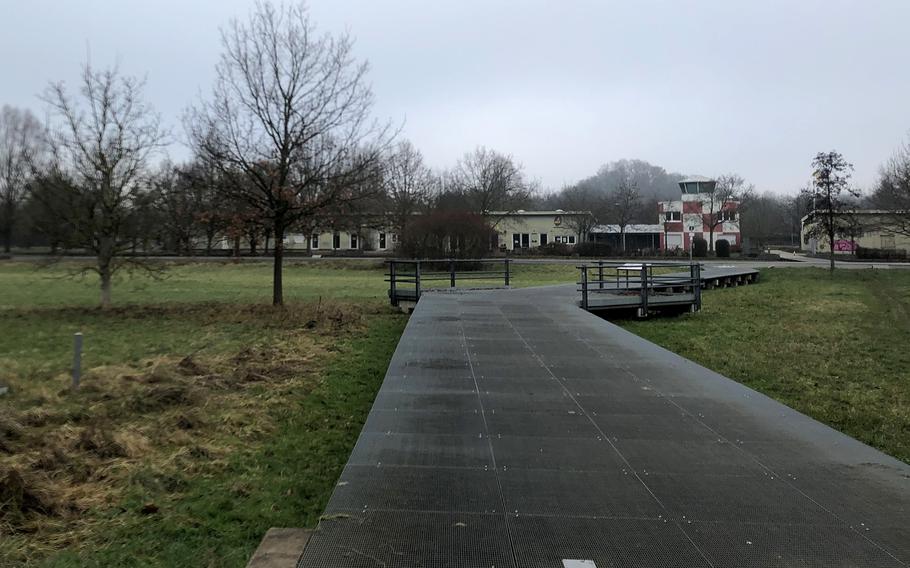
[708,227,715,252]
[828,227,836,272]
[273,219,285,306]
[98,236,114,308]
[100,268,112,308]
[1,202,14,253]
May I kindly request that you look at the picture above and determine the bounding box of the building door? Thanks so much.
[540,233,548,246]
[521,234,530,248]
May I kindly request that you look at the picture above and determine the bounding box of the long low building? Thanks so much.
[801,209,910,255]
[590,224,663,251]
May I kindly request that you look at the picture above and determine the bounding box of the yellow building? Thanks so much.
[488,210,592,251]
[801,210,910,255]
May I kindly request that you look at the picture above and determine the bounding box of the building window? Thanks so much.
[311,234,319,249]
[332,233,340,249]
[665,211,681,221]
[521,233,530,248]
[567,235,576,245]
[350,234,358,249]
[882,233,896,249]
[719,211,737,222]
[379,232,386,249]
[540,233,548,246]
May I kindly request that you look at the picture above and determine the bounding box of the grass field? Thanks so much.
[3,260,909,565]
[0,259,582,566]
[619,267,910,465]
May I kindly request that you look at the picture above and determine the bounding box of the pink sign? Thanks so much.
[833,239,857,252]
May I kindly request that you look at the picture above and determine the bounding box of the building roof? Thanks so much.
[679,175,715,183]
[800,208,908,223]
[591,224,663,234]
[486,210,592,216]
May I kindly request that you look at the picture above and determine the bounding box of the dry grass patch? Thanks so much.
[0,299,373,562]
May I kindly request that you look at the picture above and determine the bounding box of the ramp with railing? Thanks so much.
[387,259,511,306]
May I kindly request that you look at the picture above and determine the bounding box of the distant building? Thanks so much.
[657,176,741,251]
[801,210,910,255]
[205,210,592,254]
[589,224,662,251]
[488,210,591,251]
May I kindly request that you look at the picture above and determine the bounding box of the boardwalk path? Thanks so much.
[300,285,909,567]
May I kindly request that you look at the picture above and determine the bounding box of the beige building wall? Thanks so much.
[801,212,910,253]
[491,211,589,250]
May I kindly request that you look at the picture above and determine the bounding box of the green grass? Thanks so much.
[38,314,405,568]
[618,268,910,464]
[7,261,908,565]
[0,261,410,566]
[0,259,582,310]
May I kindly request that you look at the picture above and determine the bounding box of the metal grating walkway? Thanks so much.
[299,285,910,567]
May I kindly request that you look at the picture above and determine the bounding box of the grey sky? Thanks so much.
[3,0,908,194]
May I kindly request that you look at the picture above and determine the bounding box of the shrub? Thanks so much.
[715,239,731,257]
[575,242,614,258]
[399,211,494,259]
[692,237,708,257]
[856,247,908,261]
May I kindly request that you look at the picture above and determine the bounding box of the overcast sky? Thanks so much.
[3,0,909,194]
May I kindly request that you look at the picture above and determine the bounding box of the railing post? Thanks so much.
[639,264,649,317]
[415,261,421,301]
[694,262,702,311]
[449,258,456,288]
[581,265,589,310]
[389,261,397,306]
[598,260,604,290]
[504,259,511,287]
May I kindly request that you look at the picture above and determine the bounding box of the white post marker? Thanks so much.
[563,561,597,568]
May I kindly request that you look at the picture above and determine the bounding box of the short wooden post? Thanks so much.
[598,260,604,290]
[639,265,649,317]
[389,261,397,306]
[72,332,83,391]
[415,261,422,300]
[449,259,456,288]
[504,259,511,287]
[581,266,589,310]
[694,263,702,311]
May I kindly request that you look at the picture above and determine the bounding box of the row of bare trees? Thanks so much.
[0,2,539,307]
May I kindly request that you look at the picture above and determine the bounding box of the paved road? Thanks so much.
[299,286,909,567]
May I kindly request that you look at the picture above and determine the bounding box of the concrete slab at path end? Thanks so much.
[299,285,910,568]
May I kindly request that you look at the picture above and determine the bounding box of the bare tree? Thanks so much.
[188,1,393,305]
[706,174,751,251]
[383,140,434,238]
[874,134,910,237]
[801,151,859,272]
[607,177,640,252]
[557,184,601,243]
[0,106,45,252]
[450,146,531,216]
[39,63,167,308]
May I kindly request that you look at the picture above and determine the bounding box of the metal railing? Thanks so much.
[387,259,511,306]
[578,260,702,315]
